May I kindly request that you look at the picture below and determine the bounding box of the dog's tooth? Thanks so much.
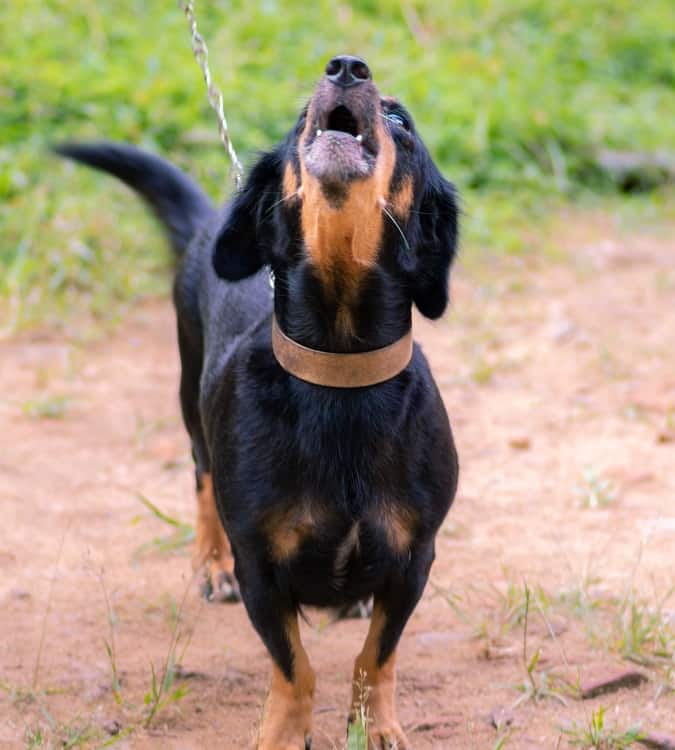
[316,129,323,136]
[355,134,363,143]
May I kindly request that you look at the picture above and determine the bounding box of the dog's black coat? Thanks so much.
[55,90,459,685]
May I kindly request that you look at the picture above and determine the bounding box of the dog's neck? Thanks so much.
[273,157,414,354]
[273,257,411,355]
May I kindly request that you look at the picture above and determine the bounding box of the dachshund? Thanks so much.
[56,54,459,750]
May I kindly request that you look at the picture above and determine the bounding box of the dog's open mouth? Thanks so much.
[303,95,379,186]
[326,105,360,138]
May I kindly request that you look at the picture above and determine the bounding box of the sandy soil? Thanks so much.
[1,213,674,749]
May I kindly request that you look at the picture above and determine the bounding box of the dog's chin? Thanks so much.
[304,131,375,186]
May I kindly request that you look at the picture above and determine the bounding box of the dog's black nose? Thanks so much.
[325,55,371,88]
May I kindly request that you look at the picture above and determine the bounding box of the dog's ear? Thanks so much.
[212,148,283,281]
[407,168,458,319]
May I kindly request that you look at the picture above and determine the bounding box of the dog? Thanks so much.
[57,54,459,750]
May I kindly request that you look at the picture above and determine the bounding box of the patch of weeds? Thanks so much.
[485,580,552,654]
[161,593,180,632]
[610,589,674,668]
[555,561,616,635]
[142,658,190,728]
[512,585,568,708]
[556,577,605,621]
[32,530,68,695]
[560,706,642,749]
[490,709,516,749]
[347,670,370,750]
[142,592,181,629]
[471,358,496,385]
[142,578,195,728]
[133,494,194,559]
[54,720,98,749]
[22,395,71,420]
[1,680,38,707]
[501,581,552,630]
[655,663,674,700]
[24,725,44,749]
[431,577,554,659]
[575,466,618,509]
[98,570,122,706]
[96,577,197,745]
[24,716,99,750]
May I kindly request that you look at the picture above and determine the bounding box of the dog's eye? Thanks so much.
[386,112,410,130]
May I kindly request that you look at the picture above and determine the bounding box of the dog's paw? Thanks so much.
[199,563,241,603]
[368,722,409,750]
[348,717,409,750]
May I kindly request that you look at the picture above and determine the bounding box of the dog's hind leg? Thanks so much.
[177,320,240,602]
[192,472,240,602]
[349,542,435,750]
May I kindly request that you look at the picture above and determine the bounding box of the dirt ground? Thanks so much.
[1,212,674,749]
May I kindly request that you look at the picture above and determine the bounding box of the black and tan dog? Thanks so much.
[57,55,459,750]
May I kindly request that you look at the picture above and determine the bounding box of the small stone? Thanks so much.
[657,430,674,444]
[640,733,675,750]
[103,719,121,736]
[509,435,531,450]
[173,663,208,681]
[580,669,647,699]
[485,642,518,660]
[408,715,456,733]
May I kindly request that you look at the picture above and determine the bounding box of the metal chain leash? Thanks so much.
[179,0,244,188]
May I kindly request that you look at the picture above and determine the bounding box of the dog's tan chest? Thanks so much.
[263,502,415,568]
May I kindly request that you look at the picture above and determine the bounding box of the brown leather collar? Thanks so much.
[272,316,413,388]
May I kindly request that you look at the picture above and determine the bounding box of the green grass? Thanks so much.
[347,671,371,750]
[610,589,674,669]
[23,718,99,750]
[560,707,642,749]
[21,395,72,420]
[132,493,195,559]
[1,0,674,331]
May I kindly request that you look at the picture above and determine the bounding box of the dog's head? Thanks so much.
[213,55,458,323]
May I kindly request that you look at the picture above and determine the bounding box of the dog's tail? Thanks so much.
[53,142,213,257]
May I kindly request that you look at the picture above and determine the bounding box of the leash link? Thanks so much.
[179,0,244,189]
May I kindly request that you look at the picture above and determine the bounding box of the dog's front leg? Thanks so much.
[239,560,315,750]
[350,542,434,750]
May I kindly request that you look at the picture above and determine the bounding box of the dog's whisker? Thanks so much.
[380,203,411,254]
[264,189,302,218]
